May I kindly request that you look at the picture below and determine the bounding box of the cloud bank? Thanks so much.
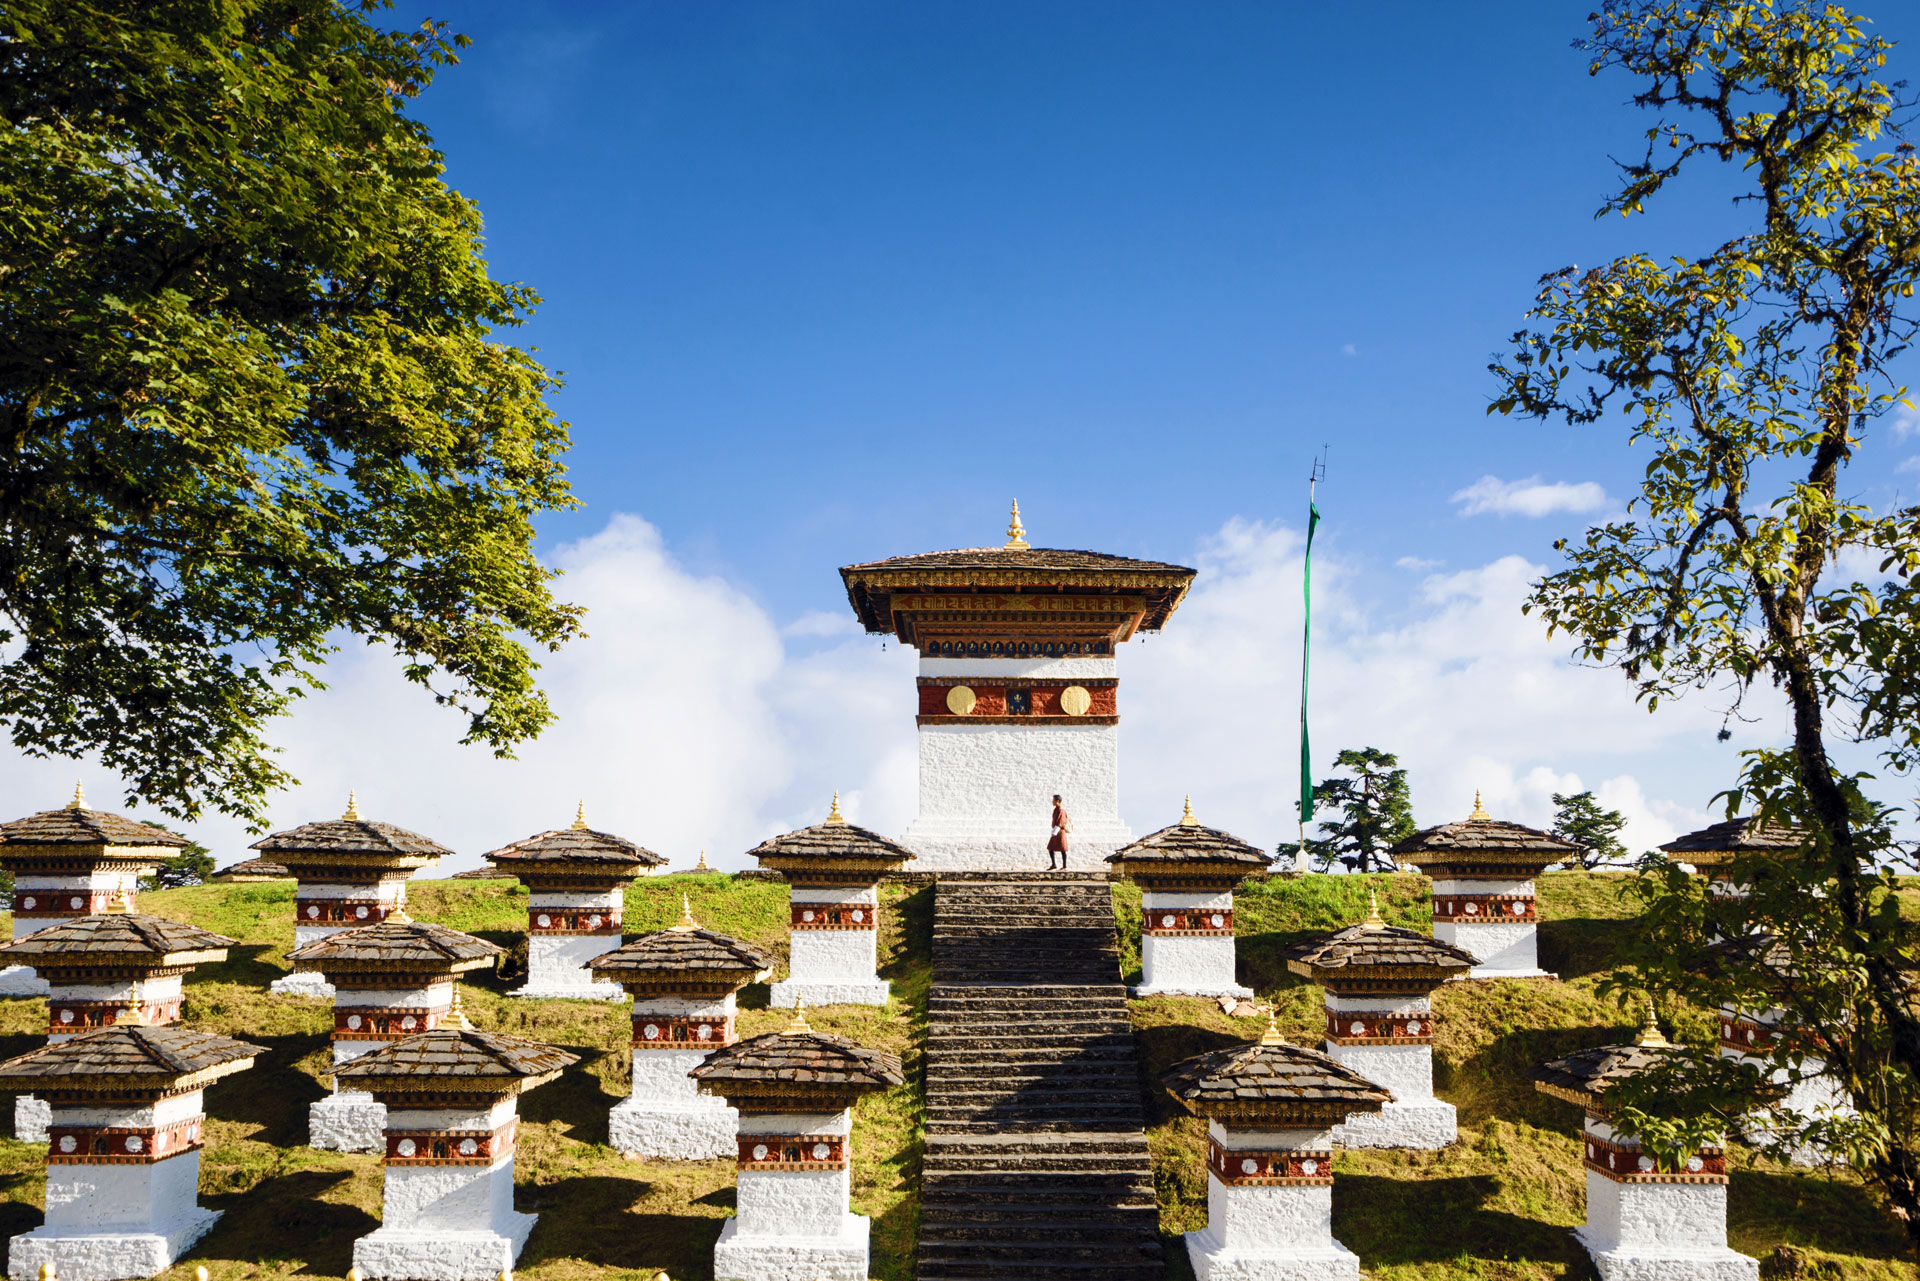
[1451,474,1611,518]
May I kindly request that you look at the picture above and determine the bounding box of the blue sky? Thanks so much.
[12,3,1918,867]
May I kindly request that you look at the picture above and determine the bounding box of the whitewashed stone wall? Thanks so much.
[772,885,886,1008]
[715,1109,868,1281]
[1137,890,1247,998]
[612,993,738,1159]
[1184,1121,1359,1281]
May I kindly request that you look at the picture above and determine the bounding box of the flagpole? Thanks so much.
[1296,454,1324,875]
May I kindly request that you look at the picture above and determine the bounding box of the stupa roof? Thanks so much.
[691,1015,905,1111]
[1659,817,1803,871]
[285,916,502,975]
[1110,803,1271,875]
[0,1023,260,1093]
[482,808,666,870]
[0,788,186,851]
[748,797,915,877]
[1162,1025,1393,1126]
[591,911,775,988]
[250,793,451,867]
[1532,1003,1693,1108]
[212,857,291,881]
[332,1028,577,1095]
[1391,797,1577,873]
[1286,917,1477,983]
[0,911,235,969]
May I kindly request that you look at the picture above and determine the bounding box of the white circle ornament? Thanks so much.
[401,1015,417,1030]
[1464,902,1480,915]
[1747,1028,1757,1043]
[356,906,369,919]
[1301,1158,1319,1175]
[347,1014,362,1030]
[1161,915,1177,928]
[20,897,33,910]
[57,1136,74,1153]
[812,1143,831,1160]
[460,1138,479,1156]
[1510,901,1525,915]
[1638,1156,1655,1172]
[398,1139,416,1157]
[154,1132,167,1152]
[125,1135,143,1153]
[696,1025,713,1040]
[1406,1020,1422,1035]
[58,1010,73,1024]
[69,896,82,909]
[851,909,864,922]
[803,910,816,923]
[1240,1158,1258,1174]
[308,906,321,918]
[1210,914,1225,928]
[752,1143,769,1161]
[588,914,602,928]
[536,914,552,928]
[1687,1156,1704,1173]
[644,1024,661,1040]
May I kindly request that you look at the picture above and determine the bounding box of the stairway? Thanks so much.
[917,873,1165,1280]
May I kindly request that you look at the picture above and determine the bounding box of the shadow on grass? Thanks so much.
[517,1044,616,1142]
[517,1174,725,1273]
[1335,1172,1591,1271]
[201,1032,329,1145]
[1450,1023,1624,1131]
[197,942,289,989]
[1235,930,1331,996]
[1133,1022,1243,1125]
[1537,918,1633,981]
[1730,1166,1919,1264]
[0,1197,39,1271]
[195,1168,376,1274]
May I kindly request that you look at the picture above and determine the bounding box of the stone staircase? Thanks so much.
[917,873,1164,1280]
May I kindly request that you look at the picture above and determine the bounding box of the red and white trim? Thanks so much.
[48,1117,203,1164]
[737,1134,847,1171]
[1207,1137,1333,1186]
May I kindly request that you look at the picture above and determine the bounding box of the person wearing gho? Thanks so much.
[746,793,914,1008]
[0,1019,261,1281]
[333,1025,578,1281]
[481,802,667,1000]
[1047,794,1071,870]
[1107,797,1269,999]
[250,792,451,998]
[690,1000,905,1281]
[1532,1001,1760,1281]
[284,909,503,1153]
[0,890,235,1143]
[1284,889,1476,1149]
[0,784,183,998]
[1160,1009,1392,1281]
[590,895,775,1158]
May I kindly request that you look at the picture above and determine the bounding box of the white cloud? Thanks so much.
[1897,455,1920,474]
[782,610,861,639]
[1340,344,1357,357]
[1396,556,1441,572]
[1451,474,1610,518]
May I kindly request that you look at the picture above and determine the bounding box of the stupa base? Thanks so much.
[7,1208,220,1281]
[509,980,626,1001]
[1184,1224,1360,1281]
[270,971,335,998]
[0,965,48,997]
[1133,983,1254,1000]
[352,1216,536,1281]
[310,1091,384,1152]
[1457,968,1555,982]
[712,1213,869,1281]
[1331,1099,1456,1149]
[769,980,888,1008]
[610,1099,737,1159]
[14,1094,49,1143]
[1574,1230,1758,1281]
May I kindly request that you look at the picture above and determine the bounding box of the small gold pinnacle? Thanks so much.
[571,800,589,831]
[1469,790,1489,821]
[387,901,412,925]
[1636,994,1670,1048]
[695,848,709,871]
[197,1268,209,1281]
[41,1263,56,1281]
[68,782,86,812]
[826,791,846,825]
[107,885,134,914]
[451,986,474,1031]
[343,790,361,821]
[1258,1006,1286,1047]
[1360,885,1386,931]
[1004,499,1030,551]
[1180,796,1199,827]
[672,893,699,932]
[787,995,813,1034]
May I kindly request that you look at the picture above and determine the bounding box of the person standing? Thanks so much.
[1048,794,1071,870]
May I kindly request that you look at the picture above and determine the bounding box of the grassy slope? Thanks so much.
[0,875,929,1281]
[1118,872,1919,1281]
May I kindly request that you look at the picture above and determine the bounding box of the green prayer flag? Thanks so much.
[1299,500,1321,826]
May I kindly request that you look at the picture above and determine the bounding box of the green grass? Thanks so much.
[0,875,927,1281]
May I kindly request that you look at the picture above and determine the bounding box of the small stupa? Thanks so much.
[1108,797,1269,998]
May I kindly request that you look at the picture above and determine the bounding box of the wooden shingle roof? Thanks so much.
[212,857,291,881]
[285,917,502,974]
[0,1024,260,1092]
[591,926,774,985]
[691,1024,905,1111]
[332,1028,577,1095]
[1162,1032,1392,1126]
[840,544,1196,634]
[1660,817,1803,856]
[251,816,451,861]
[748,814,916,873]
[1285,923,1477,980]
[482,824,666,869]
[0,804,186,850]
[1531,1040,1679,1107]
[1393,817,1577,857]
[1112,817,1269,867]
[0,912,235,967]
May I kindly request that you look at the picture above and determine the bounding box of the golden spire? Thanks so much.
[1360,885,1386,931]
[786,995,813,1034]
[387,900,412,925]
[1180,796,1199,827]
[450,986,474,1031]
[826,791,846,825]
[68,782,87,812]
[1469,790,1489,821]
[1258,1006,1286,1047]
[40,1262,55,1281]
[671,893,699,932]
[107,884,134,914]
[197,1268,209,1281]
[343,790,361,821]
[571,800,589,831]
[1003,499,1030,551]
[695,848,709,871]
[1635,994,1670,1048]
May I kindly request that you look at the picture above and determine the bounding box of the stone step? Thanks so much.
[917,1238,1164,1265]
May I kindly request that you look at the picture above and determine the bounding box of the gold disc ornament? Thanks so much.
[1059,685,1092,717]
[946,685,978,716]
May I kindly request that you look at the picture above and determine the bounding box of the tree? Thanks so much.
[1490,1,1920,1237]
[0,2,582,827]
[1301,748,1417,874]
[1550,790,1630,869]
[141,837,214,891]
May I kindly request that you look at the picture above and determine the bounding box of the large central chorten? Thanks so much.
[841,503,1194,871]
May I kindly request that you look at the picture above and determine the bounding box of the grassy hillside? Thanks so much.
[0,875,930,1281]
[1118,872,1919,1281]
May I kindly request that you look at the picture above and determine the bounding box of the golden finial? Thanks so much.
[672,893,699,932]
[1469,790,1489,821]
[1258,1006,1286,1047]
[1180,796,1199,827]
[826,791,846,825]
[695,848,709,871]
[40,1263,56,1281]
[786,995,813,1034]
[107,885,134,914]
[386,901,412,925]
[1360,885,1386,931]
[197,1268,209,1281]
[451,986,474,1031]
[68,782,87,812]
[498,1271,511,1281]
[1635,994,1670,1048]
[1003,499,1030,551]
[343,790,361,820]
[347,1269,362,1281]
[571,800,589,831]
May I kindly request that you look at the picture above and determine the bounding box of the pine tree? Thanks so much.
[1550,791,1629,870]
[1303,748,1417,874]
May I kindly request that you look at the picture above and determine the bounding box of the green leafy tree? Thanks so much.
[1302,747,1417,874]
[1550,790,1630,869]
[1491,1,1920,1234]
[0,1,582,826]
[140,837,214,891]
